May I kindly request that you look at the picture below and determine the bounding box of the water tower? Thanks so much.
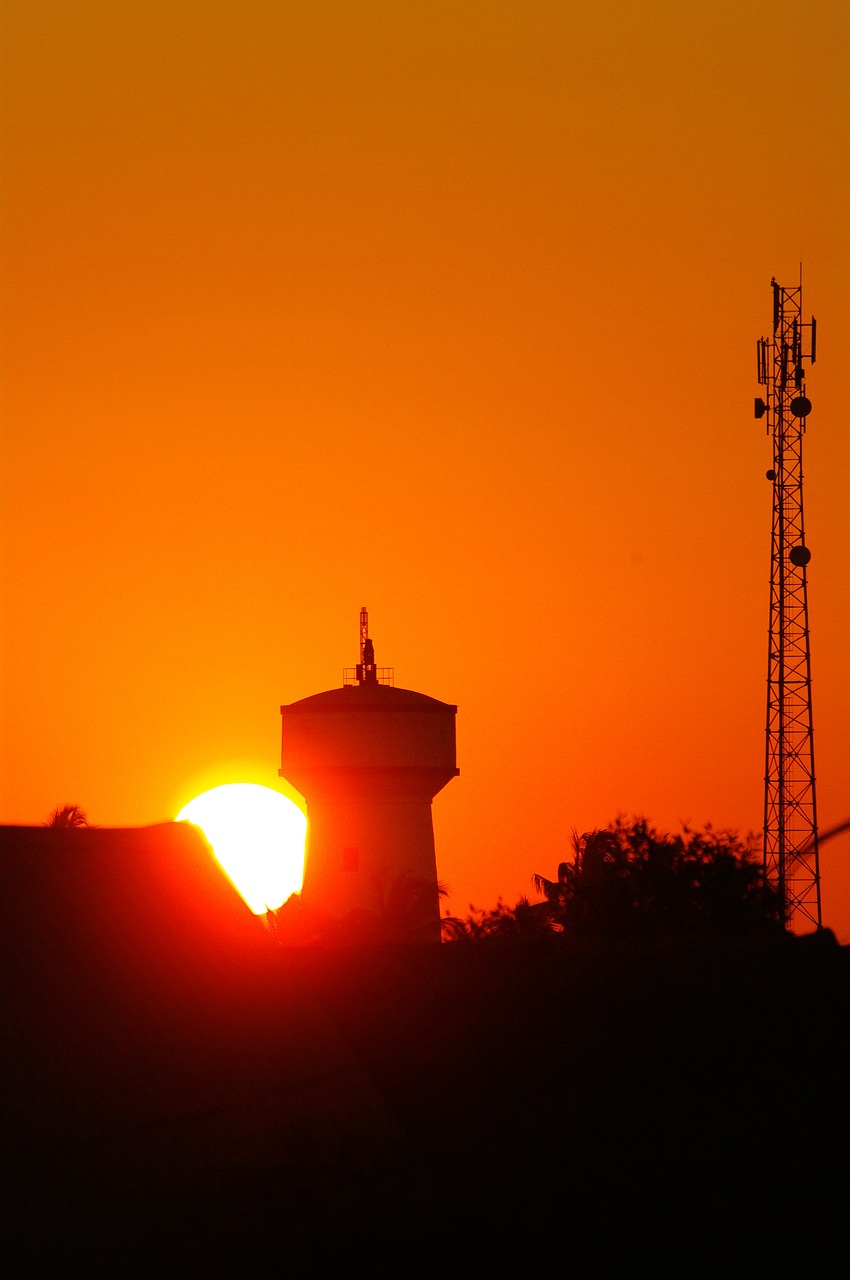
[279,609,458,940]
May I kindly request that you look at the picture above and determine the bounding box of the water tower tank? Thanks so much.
[279,610,458,940]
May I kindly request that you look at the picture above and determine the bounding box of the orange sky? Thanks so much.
[2,2,849,936]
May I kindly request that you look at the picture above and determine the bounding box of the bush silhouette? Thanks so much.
[531,816,783,940]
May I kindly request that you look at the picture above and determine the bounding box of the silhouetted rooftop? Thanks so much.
[283,683,457,712]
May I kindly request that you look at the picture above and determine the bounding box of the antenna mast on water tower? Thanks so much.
[755,275,821,930]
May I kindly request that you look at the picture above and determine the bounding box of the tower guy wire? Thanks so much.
[755,276,821,930]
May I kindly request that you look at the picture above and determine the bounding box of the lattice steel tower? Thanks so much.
[755,276,821,930]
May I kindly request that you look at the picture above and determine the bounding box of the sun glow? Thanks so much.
[176,784,306,914]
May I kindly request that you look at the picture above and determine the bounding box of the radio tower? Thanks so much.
[755,275,821,930]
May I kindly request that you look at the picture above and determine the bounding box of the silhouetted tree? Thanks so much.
[370,870,450,942]
[44,804,91,828]
[532,816,783,940]
[267,874,450,946]
[441,896,554,943]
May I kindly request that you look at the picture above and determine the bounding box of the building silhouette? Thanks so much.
[279,609,458,939]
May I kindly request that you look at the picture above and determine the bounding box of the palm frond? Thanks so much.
[44,804,90,828]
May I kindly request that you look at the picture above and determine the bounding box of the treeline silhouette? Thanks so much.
[267,815,783,948]
[443,815,784,942]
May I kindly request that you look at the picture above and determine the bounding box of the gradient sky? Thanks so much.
[3,2,849,935]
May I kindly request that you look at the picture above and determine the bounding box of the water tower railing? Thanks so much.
[343,667,395,687]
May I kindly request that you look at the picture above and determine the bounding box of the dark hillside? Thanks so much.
[2,826,848,1273]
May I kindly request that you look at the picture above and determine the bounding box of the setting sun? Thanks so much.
[176,784,306,914]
